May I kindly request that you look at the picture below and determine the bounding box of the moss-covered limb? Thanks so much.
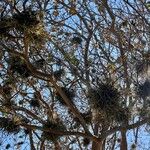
[0,43,91,135]
[20,123,100,143]
[100,116,150,140]
[55,87,75,106]
[0,117,20,134]
[14,106,45,124]
[29,130,36,150]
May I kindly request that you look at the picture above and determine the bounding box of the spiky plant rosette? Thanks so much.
[9,56,31,78]
[42,120,65,142]
[74,111,92,124]
[2,99,15,108]
[136,60,150,75]
[73,111,92,128]
[72,36,82,44]
[1,84,12,98]
[137,79,150,99]
[91,109,106,123]
[136,52,150,75]
[114,107,130,124]
[0,18,14,37]
[13,10,40,30]
[53,69,64,80]
[82,111,92,124]
[30,99,40,107]
[138,107,150,119]
[30,92,41,107]
[0,117,20,134]
[88,83,120,111]
[83,138,90,146]
[55,87,75,106]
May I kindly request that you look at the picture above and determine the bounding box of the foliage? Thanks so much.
[0,0,150,149]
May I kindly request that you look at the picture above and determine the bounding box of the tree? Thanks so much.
[0,0,150,149]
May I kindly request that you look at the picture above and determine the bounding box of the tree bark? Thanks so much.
[54,141,61,150]
[92,123,103,150]
[120,130,127,150]
[92,141,103,150]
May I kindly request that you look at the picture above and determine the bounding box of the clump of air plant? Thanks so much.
[4,77,15,85]
[72,36,82,44]
[16,141,24,146]
[89,83,121,123]
[0,117,20,134]
[136,52,150,75]
[30,92,40,107]
[55,87,75,106]
[42,120,65,142]
[73,111,92,128]
[0,18,13,37]
[0,26,9,37]
[0,22,8,35]
[2,99,15,108]
[131,143,136,149]
[30,99,40,107]
[33,58,45,69]
[53,69,64,80]
[1,84,12,99]
[24,129,30,135]
[136,60,150,75]
[138,107,149,118]
[83,138,90,146]
[117,138,121,143]
[1,78,15,99]
[74,111,92,124]
[88,83,120,110]
[91,109,106,123]
[82,111,92,124]
[137,80,150,99]
[13,10,40,28]
[114,108,130,124]
[9,56,31,78]
[5,144,11,149]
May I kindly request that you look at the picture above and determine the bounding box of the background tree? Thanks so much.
[0,0,150,149]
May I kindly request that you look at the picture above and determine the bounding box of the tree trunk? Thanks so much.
[92,141,103,150]
[54,141,61,150]
[120,130,127,150]
[92,123,103,150]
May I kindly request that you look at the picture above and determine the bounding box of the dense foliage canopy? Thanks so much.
[0,0,150,149]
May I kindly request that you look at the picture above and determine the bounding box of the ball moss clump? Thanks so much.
[114,108,130,124]
[30,92,41,107]
[138,107,150,118]
[131,143,136,149]
[9,56,31,78]
[117,138,121,143]
[136,52,150,75]
[13,10,40,28]
[42,120,65,142]
[137,79,150,99]
[136,61,149,74]
[82,111,92,124]
[73,111,92,127]
[55,87,75,106]
[5,144,11,149]
[83,138,90,146]
[0,18,13,37]
[2,99,15,108]
[30,99,40,107]
[0,117,20,134]
[53,69,64,80]
[2,85,12,98]
[72,36,82,44]
[88,83,120,110]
